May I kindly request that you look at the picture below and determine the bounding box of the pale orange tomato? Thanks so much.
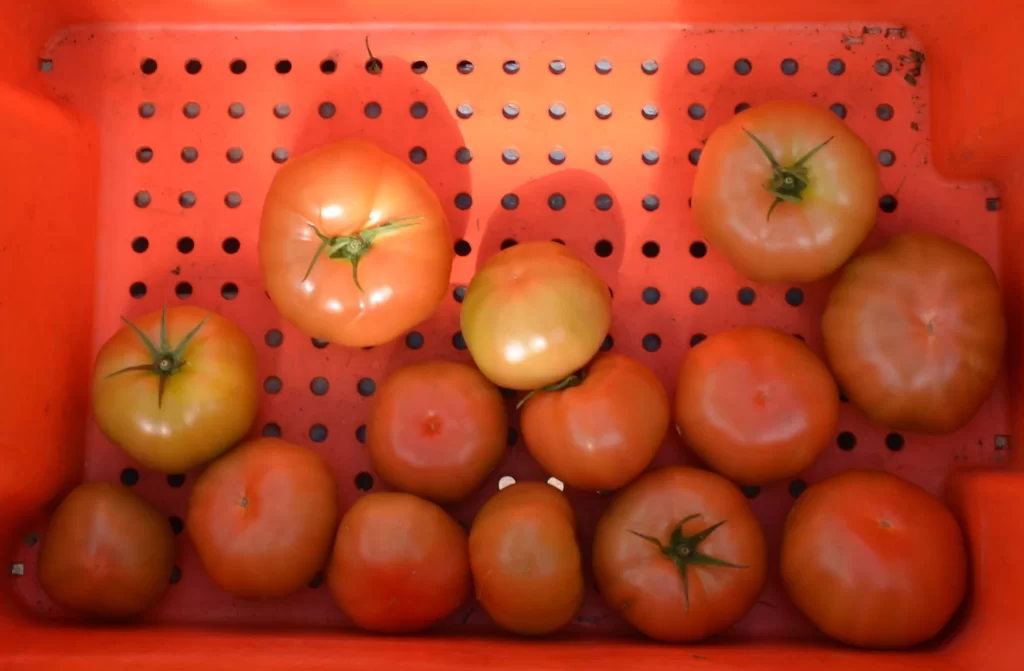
[461,241,612,390]
[693,101,880,283]
[259,139,453,348]
[92,306,259,473]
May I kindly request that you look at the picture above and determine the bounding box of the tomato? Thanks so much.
[461,241,612,390]
[186,438,338,598]
[593,466,766,642]
[692,101,880,283]
[822,232,1005,433]
[37,483,175,618]
[367,361,507,503]
[259,139,453,348]
[674,327,838,485]
[519,353,669,491]
[469,482,584,635]
[781,470,967,648]
[92,306,258,473]
[326,492,470,633]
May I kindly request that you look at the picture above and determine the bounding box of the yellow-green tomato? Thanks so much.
[92,306,259,473]
[460,242,612,390]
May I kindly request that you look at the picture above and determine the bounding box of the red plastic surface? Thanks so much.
[2,1,1024,669]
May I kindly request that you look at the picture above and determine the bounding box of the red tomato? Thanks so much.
[461,241,612,390]
[469,482,584,635]
[693,101,880,283]
[367,361,507,503]
[37,483,175,618]
[822,232,1005,433]
[326,492,470,633]
[781,470,967,648]
[593,467,766,642]
[520,353,669,491]
[259,139,453,348]
[674,327,839,485]
[186,438,338,598]
[92,306,259,473]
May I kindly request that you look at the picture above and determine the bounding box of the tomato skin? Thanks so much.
[781,470,967,648]
[469,482,584,635]
[593,467,766,642]
[326,492,470,633]
[520,353,669,491]
[367,361,507,503]
[693,101,880,283]
[461,241,612,390]
[822,232,1005,433]
[186,438,339,599]
[259,139,453,348]
[674,327,839,485]
[92,306,259,473]
[37,483,175,618]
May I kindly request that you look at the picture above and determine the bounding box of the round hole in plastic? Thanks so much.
[594,239,613,257]
[140,58,157,74]
[357,378,376,397]
[229,59,246,74]
[182,146,199,162]
[129,281,147,298]
[642,241,660,258]
[690,287,708,305]
[262,423,281,438]
[689,241,707,258]
[838,431,857,451]
[642,334,662,352]
[221,282,239,300]
[265,329,283,348]
[785,287,804,306]
[354,472,374,491]
[185,59,201,74]
[120,468,139,486]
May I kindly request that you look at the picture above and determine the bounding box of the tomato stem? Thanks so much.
[743,129,834,221]
[515,371,585,410]
[628,514,747,613]
[105,305,207,409]
[302,216,422,291]
[365,36,382,74]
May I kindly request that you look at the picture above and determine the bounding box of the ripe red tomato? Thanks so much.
[593,467,766,642]
[259,139,453,348]
[781,470,967,648]
[469,482,584,635]
[692,101,879,283]
[326,492,470,633]
[92,306,259,473]
[822,232,1005,433]
[367,361,507,503]
[186,438,338,598]
[37,483,175,618]
[674,327,839,485]
[520,353,669,491]
[461,241,612,390]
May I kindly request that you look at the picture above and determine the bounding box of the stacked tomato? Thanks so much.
[39,103,1004,650]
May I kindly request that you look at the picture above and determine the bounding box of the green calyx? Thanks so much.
[302,216,421,291]
[515,371,586,410]
[629,514,747,612]
[743,128,834,220]
[106,305,208,409]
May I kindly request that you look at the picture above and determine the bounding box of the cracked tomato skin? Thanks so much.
[692,101,879,283]
[187,438,339,599]
[326,492,471,633]
[469,482,585,635]
[91,306,259,474]
[781,470,967,648]
[674,327,839,486]
[37,483,175,619]
[259,139,453,347]
[822,232,1005,434]
[367,360,508,504]
[520,353,669,491]
[461,241,612,390]
[593,467,766,642]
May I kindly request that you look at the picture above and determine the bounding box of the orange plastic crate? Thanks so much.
[2,0,1024,668]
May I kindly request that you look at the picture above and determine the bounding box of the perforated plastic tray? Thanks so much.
[3,1,1024,670]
